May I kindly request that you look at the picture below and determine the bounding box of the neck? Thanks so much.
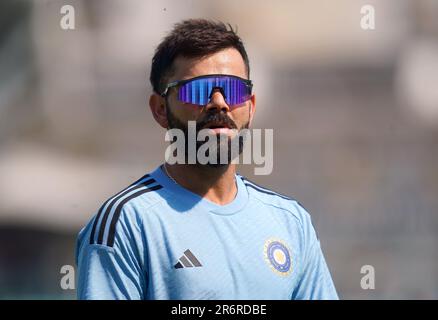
[164,163,238,205]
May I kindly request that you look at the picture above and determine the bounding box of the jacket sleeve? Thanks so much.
[76,208,147,300]
[291,203,338,300]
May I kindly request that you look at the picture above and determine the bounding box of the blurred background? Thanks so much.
[0,0,437,299]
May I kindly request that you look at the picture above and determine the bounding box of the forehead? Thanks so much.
[169,47,247,81]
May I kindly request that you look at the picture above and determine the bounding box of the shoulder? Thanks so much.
[239,174,313,227]
[239,175,321,253]
[79,172,165,249]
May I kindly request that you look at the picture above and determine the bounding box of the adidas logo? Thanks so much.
[174,249,202,269]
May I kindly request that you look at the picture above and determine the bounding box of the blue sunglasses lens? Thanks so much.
[177,75,252,106]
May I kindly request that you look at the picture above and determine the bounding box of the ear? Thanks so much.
[149,93,168,129]
[248,94,256,127]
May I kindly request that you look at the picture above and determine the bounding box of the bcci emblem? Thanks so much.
[264,238,292,276]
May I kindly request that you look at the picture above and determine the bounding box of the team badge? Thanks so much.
[264,238,292,276]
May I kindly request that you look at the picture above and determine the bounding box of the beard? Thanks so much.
[166,106,249,168]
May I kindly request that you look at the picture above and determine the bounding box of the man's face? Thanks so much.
[163,47,256,166]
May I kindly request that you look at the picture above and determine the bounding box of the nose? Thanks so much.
[205,88,230,112]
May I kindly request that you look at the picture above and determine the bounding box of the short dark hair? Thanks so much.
[149,19,250,94]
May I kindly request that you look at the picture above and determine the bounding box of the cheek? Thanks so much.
[230,106,251,127]
[169,98,202,121]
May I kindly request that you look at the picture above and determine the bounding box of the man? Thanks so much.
[76,19,338,299]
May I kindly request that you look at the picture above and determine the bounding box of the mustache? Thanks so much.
[196,111,238,131]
